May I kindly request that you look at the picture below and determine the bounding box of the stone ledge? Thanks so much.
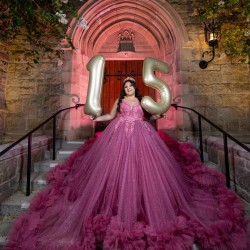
[204,136,250,160]
[0,136,52,203]
[0,135,52,161]
[203,135,250,214]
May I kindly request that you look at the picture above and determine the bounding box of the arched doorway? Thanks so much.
[63,0,190,140]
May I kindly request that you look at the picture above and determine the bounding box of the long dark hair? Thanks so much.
[117,77,142,113]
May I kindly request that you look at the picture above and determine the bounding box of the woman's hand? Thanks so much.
[150,114,167,120]
[89,99,118,122]
[89,116,96,121]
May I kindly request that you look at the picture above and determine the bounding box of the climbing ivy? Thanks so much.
[0,0,83,66]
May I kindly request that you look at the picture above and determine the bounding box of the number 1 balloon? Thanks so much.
[84,55,105,117]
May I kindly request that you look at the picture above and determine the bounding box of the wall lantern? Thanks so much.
[199,21,221,69]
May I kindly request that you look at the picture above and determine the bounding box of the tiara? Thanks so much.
[123,77,136,83]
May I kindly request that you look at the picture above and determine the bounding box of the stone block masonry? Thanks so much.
[0,136,52,203]
[0,44,9,144]
[204,136,250,216]
[3,32,69,142]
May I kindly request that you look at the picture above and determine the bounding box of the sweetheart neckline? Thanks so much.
[122,99,140,107]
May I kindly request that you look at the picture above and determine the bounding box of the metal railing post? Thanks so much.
[53,116,56,160]
[223,134,231,188]
[198,115,204,162]
[26,134,32,196]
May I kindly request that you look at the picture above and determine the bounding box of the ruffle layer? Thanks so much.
[104,217,146,250]
[157,130,249,249]
[145,216,195,250]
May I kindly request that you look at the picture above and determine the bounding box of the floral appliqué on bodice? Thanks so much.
[114,100,150,137]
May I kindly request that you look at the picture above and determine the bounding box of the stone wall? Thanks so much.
[3,35,75,143]
[180,61,249,140]
[168,0,250,142]
[0,44,8,144]
[0,136,52,203]
[204,136,250,216]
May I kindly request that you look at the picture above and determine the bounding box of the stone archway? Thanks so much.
[63,0,190,140]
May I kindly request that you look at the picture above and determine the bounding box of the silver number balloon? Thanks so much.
[84,55,105,117]
[141,57,171,115]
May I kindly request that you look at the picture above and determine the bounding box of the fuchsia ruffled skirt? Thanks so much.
[5,116,249,249]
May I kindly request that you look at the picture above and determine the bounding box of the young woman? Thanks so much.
[6,77,248,250]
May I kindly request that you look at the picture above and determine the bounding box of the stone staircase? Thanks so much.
[0,140,85,249]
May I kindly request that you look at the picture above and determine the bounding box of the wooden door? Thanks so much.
[101,60,155,114]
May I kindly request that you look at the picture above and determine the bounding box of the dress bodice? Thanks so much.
[114,99,148,136]
[118,99,144,120]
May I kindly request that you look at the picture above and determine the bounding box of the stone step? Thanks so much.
[203,160,219,169]
[0,191,37,217]
[56,149,76,159]
[34,159,64,173]
[0,215,16,248]
[34,140,84,169]
[55,140,85,159]
[19,171,50,193]
[42,140,84,160]
[0,237,7,249]
[60,140,85,149]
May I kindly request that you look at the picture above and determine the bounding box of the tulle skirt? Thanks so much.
[5,118,248,249]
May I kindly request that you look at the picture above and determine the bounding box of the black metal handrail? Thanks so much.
[0,104,84,196]
[171,104,250,188]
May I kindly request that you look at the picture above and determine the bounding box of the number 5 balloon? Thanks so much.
[84,55,105,117]
[141,57,171,115]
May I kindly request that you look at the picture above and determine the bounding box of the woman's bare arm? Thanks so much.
[91,99,118,122]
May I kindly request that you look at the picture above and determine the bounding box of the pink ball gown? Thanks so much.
[6,100,248,250]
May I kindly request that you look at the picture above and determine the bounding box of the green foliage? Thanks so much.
[0,0,81,66]
[193,0,250,61]
[1,0,249,65]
